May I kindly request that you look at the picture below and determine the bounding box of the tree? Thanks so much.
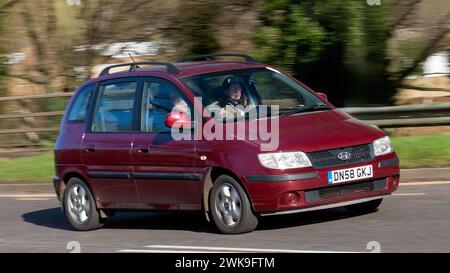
[253,0,384,106]
[386,0,449,84]
[253,0,449,106]
[0,0,17,97]
[4,0,212,92]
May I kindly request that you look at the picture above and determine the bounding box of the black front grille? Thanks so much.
[305,179,386,203]
[307,144,373,169]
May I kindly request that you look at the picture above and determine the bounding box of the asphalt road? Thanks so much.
[0,181,449,253]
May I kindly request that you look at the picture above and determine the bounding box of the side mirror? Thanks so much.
[165,112,193,129]
[317,92,328,101]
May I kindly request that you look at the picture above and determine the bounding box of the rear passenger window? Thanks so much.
[92,81,137,132]
[67,84,95,122]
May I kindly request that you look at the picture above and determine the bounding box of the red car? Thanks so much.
[53,53,399,234]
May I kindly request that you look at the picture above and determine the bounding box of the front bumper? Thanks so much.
[259,195,388,216]
[243,154,400,213]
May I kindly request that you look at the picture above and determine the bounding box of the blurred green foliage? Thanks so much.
[0,0,447,108]
[253,0,394,106]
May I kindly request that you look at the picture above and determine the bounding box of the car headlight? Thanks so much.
[258,151,312,169]
[373,136,394,156]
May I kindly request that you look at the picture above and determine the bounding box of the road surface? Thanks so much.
[0,181,449,253]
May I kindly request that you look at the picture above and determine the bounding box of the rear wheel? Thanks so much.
[345,198,383,214]
[209,175,258,234]
[63,177,104,231]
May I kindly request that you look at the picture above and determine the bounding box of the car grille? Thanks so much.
[305,179,386,203]
[307,144,373,169]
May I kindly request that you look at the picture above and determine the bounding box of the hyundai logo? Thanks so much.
[337,151,351,160]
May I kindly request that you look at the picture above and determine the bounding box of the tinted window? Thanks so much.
[141,81,190,133]
[92,81,137,132]
[67,84,95,122]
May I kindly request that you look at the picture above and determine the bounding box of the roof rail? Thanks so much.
[99,62,179,77]
[177,53,258,63]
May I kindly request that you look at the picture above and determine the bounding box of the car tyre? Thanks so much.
[63,177,104,231]
[209,175,258,234]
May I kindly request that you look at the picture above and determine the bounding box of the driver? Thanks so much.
[207,76,249,118]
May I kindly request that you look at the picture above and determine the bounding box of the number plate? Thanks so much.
[327,165,373,184]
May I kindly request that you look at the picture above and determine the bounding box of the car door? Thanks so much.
[132,77,203,209]
[82,77,141,204]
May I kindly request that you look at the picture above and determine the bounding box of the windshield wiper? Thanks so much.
[280,103,331,116]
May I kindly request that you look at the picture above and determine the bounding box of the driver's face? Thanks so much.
[227,83,242,101]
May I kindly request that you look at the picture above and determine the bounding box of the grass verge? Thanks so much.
[391,132,450,169]
[0,152,54,183]
[0,132,449,183]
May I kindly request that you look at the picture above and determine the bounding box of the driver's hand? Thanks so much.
[219,108,227,117]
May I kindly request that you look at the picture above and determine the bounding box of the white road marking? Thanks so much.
[0,194,54,198]
[401,181,450,186]
[139,245,358,253]
[118,249,219,253]
[15,197,52,201]
[392,193,426,196]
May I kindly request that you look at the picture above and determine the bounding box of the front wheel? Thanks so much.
[63,177,104,231]
[209,175,258,234]
[345,198,383,214]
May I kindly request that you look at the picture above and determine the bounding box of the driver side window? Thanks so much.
[253,72,305,108]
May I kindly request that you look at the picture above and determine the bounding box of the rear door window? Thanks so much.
[91,80,138,132]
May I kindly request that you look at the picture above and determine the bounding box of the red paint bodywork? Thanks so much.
[54,61,399,214]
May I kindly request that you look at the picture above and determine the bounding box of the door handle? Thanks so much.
[136,148,149,154]
[84,147,95,153]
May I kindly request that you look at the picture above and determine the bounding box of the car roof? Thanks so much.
[155,61,265,77]
[84,60,265,84]
[78,53,269,90]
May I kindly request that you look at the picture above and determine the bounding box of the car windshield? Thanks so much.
[181,67,327,119]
